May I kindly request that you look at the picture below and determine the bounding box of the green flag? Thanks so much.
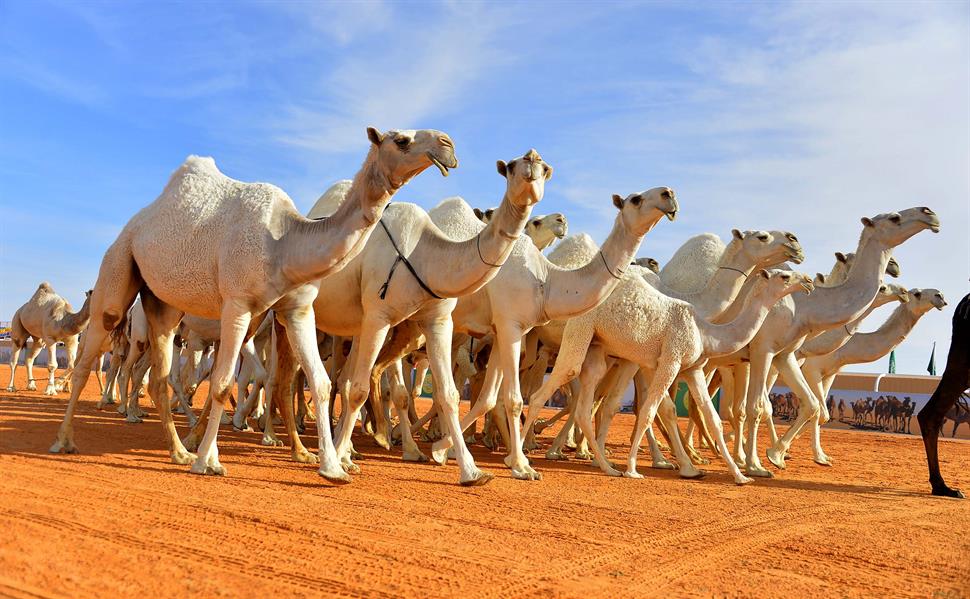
[927,342,936,376]
[888,350,896,374]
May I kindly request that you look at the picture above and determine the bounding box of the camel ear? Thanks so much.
[835,252,847,263]
[759,269,769,279]
[473,208,484,221]
[913,290,922,299]
[496,160,508,178]
[815,273,825,284]
[731,228,743,240]
[612,194,624,210]
[485,208,495,220]
[861,216,875,227]
[367,127,383,146]
[543,164,554,180]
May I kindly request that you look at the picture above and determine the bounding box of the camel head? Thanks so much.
[526,213,568,241]
[634,257,661,274]
[473,207,496,223]
[496,149,552,208]
[908,288,947,314]
[874,282,910,308]
[732,229,805,269]
[755,269,814,302]
[366,127,458,189]
[886,256,901,278]
[860,206,940,248]
[611,187,678,236]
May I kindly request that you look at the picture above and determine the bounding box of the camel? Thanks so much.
[722,208,940,476]
[944,395,970,438]
[6,283,93,396]
[918,292,969,498]
[426,187,680,480]
[797,282,909,359]
[634,257,661,273]
[533,228,803,466]
[475,208,568,249]
[50,127,457,485]
[814,252,900,287]
[259,149,551,486]
[526,267,813,483]
[800,288,946,437]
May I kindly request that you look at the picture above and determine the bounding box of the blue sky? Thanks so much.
[1,1,967,375]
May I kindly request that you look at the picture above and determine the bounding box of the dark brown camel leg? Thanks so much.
[917,292,968,498]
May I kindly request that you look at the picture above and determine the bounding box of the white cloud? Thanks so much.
[551,2,969,374]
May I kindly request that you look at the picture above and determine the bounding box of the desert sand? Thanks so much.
[1,367,968,598]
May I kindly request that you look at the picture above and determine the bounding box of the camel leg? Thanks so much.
[489,322,539,480]
[568,345,621,476]
[387,358,428,462]
[625,357,685,478]
[684,367,751,484]
[420,315,492,486]
[24,339,44,391]
[594,361,638,455]
[768,352,824,469]
[50,241,143,453]
[731,363,749,464]
[97,342,125,408]
[743,350,774,477]
[233,340,267,432]
[637,371,696,475]
[264,315,318,464]
[646,395,677,470]
[125,350,152,423]
[430,350,501,460]
[58,335,84,394]
[917,311,967,497]
[43,339,59,396]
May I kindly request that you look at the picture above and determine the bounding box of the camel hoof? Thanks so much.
[5,385,16,392]
[373,433,391,451]
[116,403,127,415]
[623,469,644,479]
[342,461,361,475]
[545,450,568,461]
[765,447,787,470]
[651,459,676,470]
[125,414,143,424]
[232,422,253,433]
[745,466,774,478]
[293,450,320,464]
[460,470,494,487]
[680,468,705,479]
[49,437,78,454]
[575,450,593,461]
[259,435,283,447]
[171,449,197,465]
[190,463,227,476]
[510,466,542,481]
[44,387,57,396]
[319,466,352,484]
[402,450,430,463]
[430,443,450,465]
[931,486,965,499]
[604,467,623,477]
[813,455,834,467]
[26,382,37,391]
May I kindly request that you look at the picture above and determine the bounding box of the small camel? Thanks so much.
[50,127,457,485]
[7,283,92,396]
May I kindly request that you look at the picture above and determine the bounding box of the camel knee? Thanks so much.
[102,309,123,332]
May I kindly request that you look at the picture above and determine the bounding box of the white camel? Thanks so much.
[50,127,457,486]
[526,266,813,483]
[428,187,680,479]
[7,283,92,396]
[258,149,551,486]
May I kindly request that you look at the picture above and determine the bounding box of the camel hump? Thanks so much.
[308,179,353,219]
[547,233,598,268]
[181,155,219,174]
[428,196,484,241]
[37,281,53,293]
[659,232,726,294]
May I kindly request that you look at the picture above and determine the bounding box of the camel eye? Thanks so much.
[630,195,642,206]
[394,137,411,149]
[532,220,541,227]
[889,214,901,224]
[757,233,769,242]
[781,274,791,282]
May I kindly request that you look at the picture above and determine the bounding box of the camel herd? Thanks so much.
[5,126,953,490]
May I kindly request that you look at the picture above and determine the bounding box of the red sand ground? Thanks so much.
[1,367,968,598]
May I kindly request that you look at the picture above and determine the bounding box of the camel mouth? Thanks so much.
[799,279,815,293]
[664,210,677,222]
[929,224,940,233]
[427,153,455,177]
[786,248,805,264]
